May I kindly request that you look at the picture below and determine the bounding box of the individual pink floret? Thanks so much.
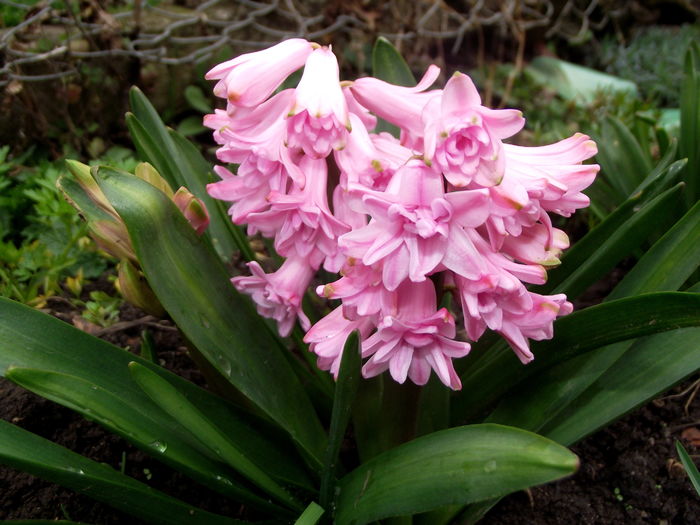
[206,38,314,107]
[232,256,313,337]
[361,280,470,390]
[350,65,441,143]
[286,47,351,158]
[498,293,573,363]
[423,72,525,188]
[304,306,375,378]
[245,156,349,269]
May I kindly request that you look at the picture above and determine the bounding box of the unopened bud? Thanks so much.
[64,160,120,221]
[90,220,137,262]
[135,162,174,198]
[116,259,165,317]
[172,187,210,235]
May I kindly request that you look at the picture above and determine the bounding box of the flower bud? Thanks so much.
[116,259,165,317]
[172,187,210,235]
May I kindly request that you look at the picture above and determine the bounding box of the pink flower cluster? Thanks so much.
[205,39,599,390]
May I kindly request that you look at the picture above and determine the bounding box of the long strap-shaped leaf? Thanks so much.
[319,332,361,511]
[0,298,308,511]
[94,168,327,466]
[540,326,700,445]
[452,292,700,423]
[128,362,302,511]
[0,419,243,525]
[334,424,577,525]
[680,42,700,206]
[126,87,252,262]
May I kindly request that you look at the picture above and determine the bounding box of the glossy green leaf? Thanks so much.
[595,115,652,198]
[334,424,578,525]
[0,297,308,511]
[0,418,242,525]
[540,326,700,445]
[676,440,700,495]
[541,183,683,298]
[167,130,255,262]
[608,197,700,299]
[453,292,700,423]
[680,42,700,205]
[128,362,301,510]
[320,331,361,510]
[125,113,179,191]
[371,37,416,136]
[294,502,325,525]
[94,169,326,465]
[127,87,251,262]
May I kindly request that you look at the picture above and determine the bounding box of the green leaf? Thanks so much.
[94,169,327,465]
[540,326,700,445]
[680,42,700,205]
[488,198,700,432]
[542,152,683,295]
[128,86,252,262]
[453,292,700,423]
[0,298,308,512]
[676,440,700,495]
[294,502,325,525]
[372,37,415,87]
[128,361,302,510]
[184,85,212,113]
[608,197,700,299]
[334,424,578,525]
[176,115,208,137]
[125,113,179,191]
[0,418,243,525]
[595,115,652,198]
[371,37,416,136]
[168,130,255,262]
[320,331,361,511]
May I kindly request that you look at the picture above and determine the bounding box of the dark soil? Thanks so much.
[1,289,699,524]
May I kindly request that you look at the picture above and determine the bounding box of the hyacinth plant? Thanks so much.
[1,38,700,524]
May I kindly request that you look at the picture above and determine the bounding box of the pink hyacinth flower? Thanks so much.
[350,65,441,143]
[206,38,314,107]
[245,156,349,269]
[339,160,457,291]
[423,72,525,188]
[361,280,470,390]
[502,133,599,216]
[318,260,389,320]
[206,157,288,226]
[499,293,573,363]
[286,47,350,158]
[232,255,313,337]
[304,307,375,378]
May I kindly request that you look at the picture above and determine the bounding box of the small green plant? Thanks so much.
[0,146,139,307]
[0,152,107,306]
[80,290,122,328]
